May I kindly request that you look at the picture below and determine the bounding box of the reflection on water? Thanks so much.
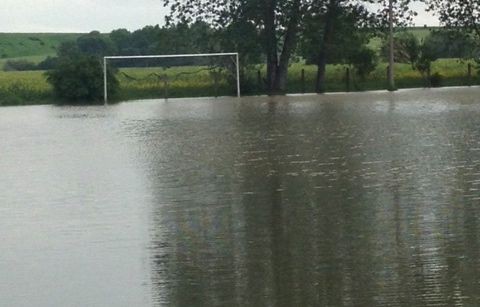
[1,88,480,306]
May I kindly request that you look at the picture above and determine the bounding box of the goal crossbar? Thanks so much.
[103,52,240,104]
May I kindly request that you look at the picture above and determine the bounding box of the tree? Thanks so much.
[422,29,476,59]
[3,59,37,71]
[45,35,118,103]
[76,31,116,57]
[381,31,437,85]
[46,55,118,102]
[374,0,417,90]
[380,31,419,68]
[424,0,480,39]
[348,47,378,80]
[164,0,313,94]
[424,1,479,62]
[301,1,375,92]
[110,29,134,55]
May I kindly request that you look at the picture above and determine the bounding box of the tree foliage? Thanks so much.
[382,29,476,63]
[3,59,38,71]
[163,0,312,93]
[45,32,118,103]
[424,0,480,38]
[424,0,480,62]
[300,1,377,92]
[381,31,438,84]
[349,47,378,79]
[423,29,476,59]
[77,31,116,57]
[162,0,419,93]
[373,0,418,29]
[381,31,419,65]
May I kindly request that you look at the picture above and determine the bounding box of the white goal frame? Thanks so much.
[103,52,240,104]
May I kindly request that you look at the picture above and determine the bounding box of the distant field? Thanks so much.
[0,33,82,60]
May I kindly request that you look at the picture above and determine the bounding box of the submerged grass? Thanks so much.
[0,59,478,106]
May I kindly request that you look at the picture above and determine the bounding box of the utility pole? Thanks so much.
[388,0,396,91]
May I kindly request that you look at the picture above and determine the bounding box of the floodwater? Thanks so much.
[1,87,480,306]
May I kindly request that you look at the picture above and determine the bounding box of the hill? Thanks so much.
[0,33,83,60]
[0,27,439,61]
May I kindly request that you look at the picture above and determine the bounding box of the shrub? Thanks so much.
[37,56,58,70]
[3,60,38,71]
[45,55,118,102]
[349,47,378,80]
[0,91,23,106]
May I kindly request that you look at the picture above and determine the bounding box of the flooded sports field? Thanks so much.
[1,87,480,306]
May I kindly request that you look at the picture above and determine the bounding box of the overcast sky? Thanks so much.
[1,0,438,33]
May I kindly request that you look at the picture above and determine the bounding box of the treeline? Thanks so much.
[4,23,477,73]
[3,22,260,71]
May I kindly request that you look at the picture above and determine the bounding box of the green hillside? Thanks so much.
[0,33,83,59]
[0,27,439,61]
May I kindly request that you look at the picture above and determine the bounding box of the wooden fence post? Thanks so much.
[257,70,262,94]
[164,76,169,100]
[386,65,390,89]
[346,67,350,92]
[301,69,305,94]
[213,71,219,98]
[468,63,472,86]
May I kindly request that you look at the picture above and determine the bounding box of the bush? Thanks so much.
[37,56,58,70]
[349,47,378,80]
[45,55,118,102]
[0,91,23,106]
[3,60,38,71]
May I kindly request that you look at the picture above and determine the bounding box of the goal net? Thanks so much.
[103,53,240,103]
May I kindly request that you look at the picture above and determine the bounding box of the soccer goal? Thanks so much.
[103,52,240,104]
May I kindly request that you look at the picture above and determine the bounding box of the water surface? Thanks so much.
[1,88,480,306]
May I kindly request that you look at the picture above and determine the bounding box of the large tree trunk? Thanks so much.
[273,13,300,93]
[388,0,395,91]
[315,50,328,93]
[264,0,301,95]
[265,0,278,93]
[315,1,335,93]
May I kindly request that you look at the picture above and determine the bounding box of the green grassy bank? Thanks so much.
[0,59,478,106]
[0,33,82,60]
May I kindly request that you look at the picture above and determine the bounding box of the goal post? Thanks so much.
[103,52,241,104]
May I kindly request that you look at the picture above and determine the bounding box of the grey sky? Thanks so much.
[1,0,438,33]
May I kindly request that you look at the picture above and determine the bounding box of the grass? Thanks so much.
[0,33,82,59]
[0,58,478,106]
[115,66,235,100]
[0,70,54,106]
